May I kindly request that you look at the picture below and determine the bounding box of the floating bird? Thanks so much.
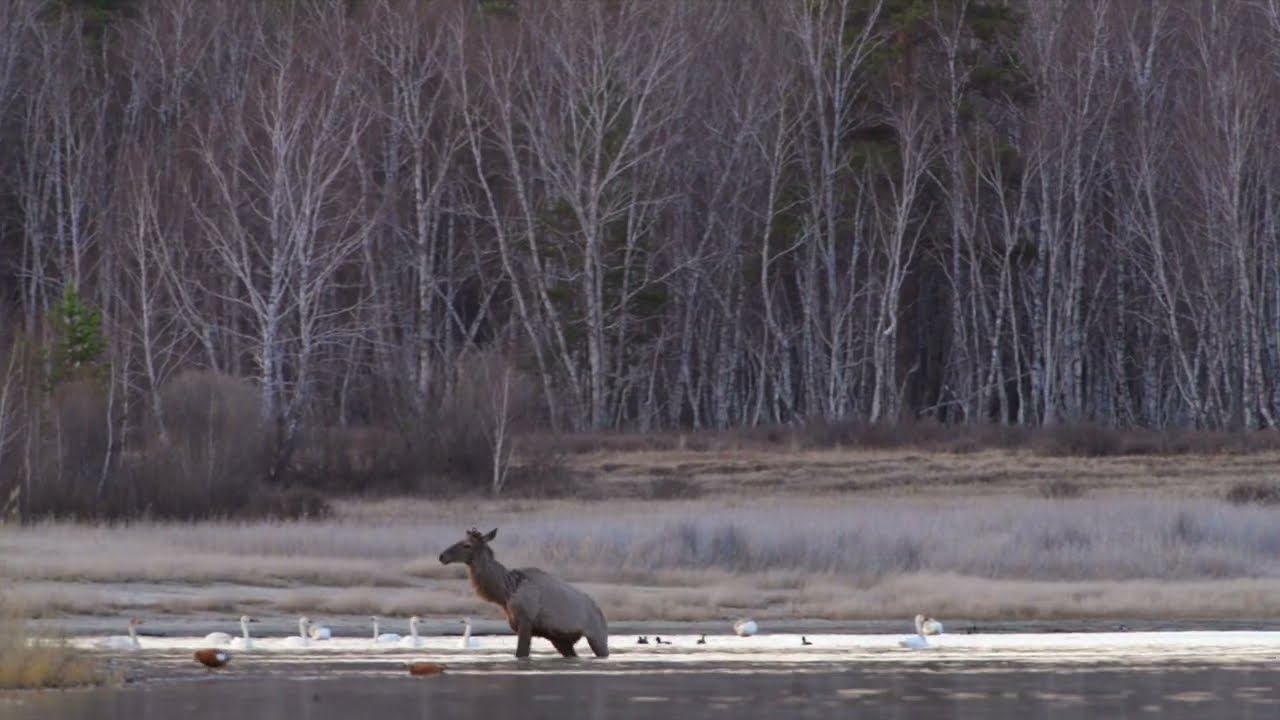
[400,616,424,649]
[733,619,758,637]
[696,634,706,645]
[919,615,943,636]
[636,636,649,645]
[460,617,480,649]
[654,636,670,645]
[230,616,257,651]
[95,618,143,651]
[193,649,230,669]
[308,620,332,640]
[898,614,935,650]
[203,624,234,645]
[801,636,812,646]
[898,634,930,650]
[372,616,401,644]
[283,617,312,648]
[407,661,446,677]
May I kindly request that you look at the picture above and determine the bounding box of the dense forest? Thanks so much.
[4,0,1280,516]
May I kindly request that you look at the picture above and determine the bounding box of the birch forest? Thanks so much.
[4,0,1280,515]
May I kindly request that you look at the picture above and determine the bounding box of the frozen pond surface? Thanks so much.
[4,632,1279,719]
[61,630,1280,664]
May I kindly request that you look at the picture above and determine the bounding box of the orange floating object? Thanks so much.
[194,649,231,668]
[407,662,446,677]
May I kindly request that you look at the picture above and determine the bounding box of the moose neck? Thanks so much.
[467,549,512,607]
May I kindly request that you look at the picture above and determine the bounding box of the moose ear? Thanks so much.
[483,528,498,542]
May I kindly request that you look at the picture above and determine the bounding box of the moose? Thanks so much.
[439,527,609,659]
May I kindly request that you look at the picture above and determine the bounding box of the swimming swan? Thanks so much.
[283,617,312,648]
[898,614,937,650]
[308,620,332,640]
[204,629,232,644]
[460,617,480,649]
[95,618,143,651]
[919,614,943,636]
[399,616,423,649]
[229,616,256,650]
[371,616,401,644]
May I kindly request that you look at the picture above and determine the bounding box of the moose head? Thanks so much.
[439,527,498,565]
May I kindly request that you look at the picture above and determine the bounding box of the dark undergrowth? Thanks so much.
[534,421,1280,458]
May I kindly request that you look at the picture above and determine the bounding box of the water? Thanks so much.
[4,632,1279,718]
[3,662,1278,719]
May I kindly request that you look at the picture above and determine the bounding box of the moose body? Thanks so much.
[440,528,609,659]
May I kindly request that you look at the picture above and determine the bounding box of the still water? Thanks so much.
[3,660,1277,719]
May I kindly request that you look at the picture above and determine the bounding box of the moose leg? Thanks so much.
[515,620,533,659]
[587,634,609,658]
[550,635,579,658]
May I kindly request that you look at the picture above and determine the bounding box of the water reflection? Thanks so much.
[2,663,1278,719]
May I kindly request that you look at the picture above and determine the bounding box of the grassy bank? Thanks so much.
[4,475,1280,624]
[0,595,99,689]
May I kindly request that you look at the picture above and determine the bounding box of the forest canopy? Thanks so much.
[2,0,1280,515]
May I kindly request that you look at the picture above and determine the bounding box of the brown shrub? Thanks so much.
[0,595,100,690]
[1039,479,1086,499]
[647,474,703,500]
[1224,482,1280,506]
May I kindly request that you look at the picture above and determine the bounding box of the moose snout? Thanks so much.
[438,553,448,564]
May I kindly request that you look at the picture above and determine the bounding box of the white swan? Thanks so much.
[898,633,930,649]
[898,614,937,650]
[282,616,312,648]
[95,618,143,651]
[203,630,232,644]
[398,616,423,649]
[229,615,256,650]
[919,614,943,636]
[733,619,758,637]
[460,617,480,649]
[204,615,250,644]
[308,620,332,640]
[371,615,401,644]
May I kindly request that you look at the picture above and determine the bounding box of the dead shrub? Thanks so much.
[289,426,418,496]
[1224,482,1280,506]
[1039,479,1085,499]
[1032,424,1124,457]
[501,439,593,498]
[647,475,703,500]
[0,595,100,690]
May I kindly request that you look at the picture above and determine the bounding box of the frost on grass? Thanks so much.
[3,498,1280,622]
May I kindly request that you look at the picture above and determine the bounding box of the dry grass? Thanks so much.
[0,594,100,689]
[562,447,1280,500]
[4,491,1280,624]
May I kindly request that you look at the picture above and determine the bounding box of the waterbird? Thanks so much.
[203,625,233,645]
[308,620,332,640]
[400,616,424,649]
[733,619,758,637]
[637,636,649,645]
[407,661,446,677]
[696,634,706,645]
[802,636,812,646]
[193,649,230,669]
[898,615,934,650]
[460,617,481,649]
[94,618,143,651]
[918,614,943,636]
[655,636,670,645]
[372,616,401,644]
[283,617,312,648]
[229,616,257,650]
